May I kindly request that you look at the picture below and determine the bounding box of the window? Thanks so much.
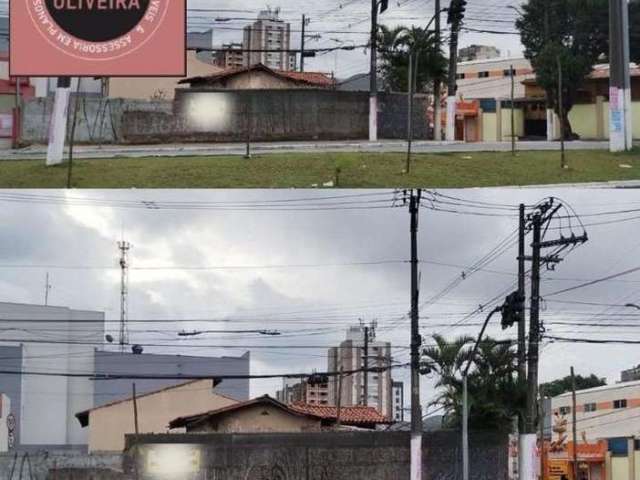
[559,406,571,415]
[456,73,466,80]
[503,69,516,77]
[478,71,490,78]
[614,399,628,409]
[584,403,597,413]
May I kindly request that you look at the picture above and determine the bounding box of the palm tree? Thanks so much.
[423,335,525,431]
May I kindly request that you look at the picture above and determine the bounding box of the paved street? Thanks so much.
[0,140,629,161]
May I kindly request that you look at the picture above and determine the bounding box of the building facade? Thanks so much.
[548,380,640,441]
[327,325,394,419]
[243,9,296,71]
[214,43,245,69]
[459,45,501,62]
[392,381,404,422]
[456,57,535,101]
[76,379,238,453]
[276,375,330,406]
[621,365,640,382]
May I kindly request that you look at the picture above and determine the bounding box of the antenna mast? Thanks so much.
[117,241,131,352]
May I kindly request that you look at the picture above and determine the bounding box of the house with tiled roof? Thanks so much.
[169,395,391,433]
[178,64,336,90]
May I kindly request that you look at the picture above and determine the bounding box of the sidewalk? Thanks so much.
[0,139,622,161]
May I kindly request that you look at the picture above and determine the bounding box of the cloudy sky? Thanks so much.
[2,187,640,410]
[187,0,524,78]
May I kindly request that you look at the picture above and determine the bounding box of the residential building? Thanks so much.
[456,57,535,101]
[93,350,249,408]
[179,64,336,90]
[276,375,330,406]
[76,379,238,453]
[106,50,222,100]
[548,380,640,441]
[187,30,214,50]
[327,325,394,419]
[243,9,296,71]
[621,365,640,382]
[213,43,245,69]
[0,302,105,450]
[392,381,404,422]
[459,45,501,62]
[169,395,390,433]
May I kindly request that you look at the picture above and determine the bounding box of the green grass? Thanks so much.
[1,149,639,188]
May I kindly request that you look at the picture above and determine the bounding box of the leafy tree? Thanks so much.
[377,25,447,93]
[539,374,606,398]
[516,0,609,139]
[422,334,525,432]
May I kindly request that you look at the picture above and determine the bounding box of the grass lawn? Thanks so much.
[0,149,639,188]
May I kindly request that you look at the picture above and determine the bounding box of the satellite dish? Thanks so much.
[105,334,114,343]
[131,344,144,355]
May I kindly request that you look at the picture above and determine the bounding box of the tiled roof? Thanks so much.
[290,403,390,424]
[179,63,335,87]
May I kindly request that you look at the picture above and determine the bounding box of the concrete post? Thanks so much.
[628,438,635,480]
[596,96,605,140]
[496,100,503,142]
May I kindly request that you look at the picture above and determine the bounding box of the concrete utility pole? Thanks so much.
[336,366,343,427]
[446,0,466,142]
[409,189,423,480]
[526,212,541,434]
[433,0,442,141]
[609,0,633,152]
[558,57,566,168]
[571,367,578,478]
[517,204,526,387]
[363,325,369,406]
[245,27,252,159]
[369,0,379,142]
[406,52,415,173]
[510,65,516,156]
[46,77,72,166]
[118,240,131,352]
[300,15,308,72]
[44,272,52,306]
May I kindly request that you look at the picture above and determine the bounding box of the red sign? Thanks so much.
[10,0,186,77]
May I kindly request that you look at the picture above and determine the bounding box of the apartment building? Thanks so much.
[458,45,501,62]
[276,375,331,406]
[327,325,394,419]
[549,380,640,441]
[243,9,296,71]
[213,43,245,69]
[456,56,535,101]
[392,381,405,422]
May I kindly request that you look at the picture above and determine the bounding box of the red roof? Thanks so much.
[290,403,390,424]
[179,63,335,88]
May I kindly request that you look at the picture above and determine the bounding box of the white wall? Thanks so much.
[0,395,9,452]
[0,303,104,447]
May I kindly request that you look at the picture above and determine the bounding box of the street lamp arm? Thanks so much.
[463,305,503,377]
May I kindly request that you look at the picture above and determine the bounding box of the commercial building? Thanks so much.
[548,380,640,441]
[459,45,501,62]
[243,9,296,71]
[76,379,238,453]
[327,325,394,419]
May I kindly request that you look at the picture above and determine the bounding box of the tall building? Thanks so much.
[327,324,394,419]
[392,381,404,422]
[213,43,245,69]
[621,364,640,382]
[276,375,330,406]
[243,8,296,71]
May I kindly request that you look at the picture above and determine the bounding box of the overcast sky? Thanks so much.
[187,0,524,78]
[2,188,640,409]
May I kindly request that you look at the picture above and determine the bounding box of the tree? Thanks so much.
[516,0,609,139]
[422,334,525,431]
[377,25,447,93]
[539,373,606,398]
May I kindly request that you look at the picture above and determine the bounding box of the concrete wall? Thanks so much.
[0,451,122,480]
[482,112,498,142]
[21,97,173,145]
[0,395,10,452]
[124,431,509,480]
[0,346,22,448]
[189,404,321,434]
[500,107,525,139]
[93,351,250,408]
[569,104,600,139]
[87,380,237,453]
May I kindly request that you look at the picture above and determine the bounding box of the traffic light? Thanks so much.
[379,0,389,14]
[501,291,524,330]
[447,0,467,25]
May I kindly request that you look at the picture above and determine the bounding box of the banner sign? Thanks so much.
[10,0,186,77]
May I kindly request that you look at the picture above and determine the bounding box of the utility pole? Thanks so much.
[433,0,442,141]
[446,0,466,141]
[44,272,52,306]
[510,65,516,156]
[245,27,252,159]
[571,367,578,479]
[517,204,526,387]
[336,366,343,427]
[406,52,414,173]
[12,77,21,149]
[558,57,566,169]
[363,325,369,406]
[132,383,140,480]
[462,374,469,480]
[369,0,388,141]
[526,212,541,434]
[539,400,546,480]
[300,15,307,72]
[609,0,633,152]
[118,241,131,352]
[409,189,423,480]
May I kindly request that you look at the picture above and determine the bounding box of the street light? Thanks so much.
[625,303,640,310]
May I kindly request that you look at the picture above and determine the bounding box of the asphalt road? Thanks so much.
[0,140,631,161]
